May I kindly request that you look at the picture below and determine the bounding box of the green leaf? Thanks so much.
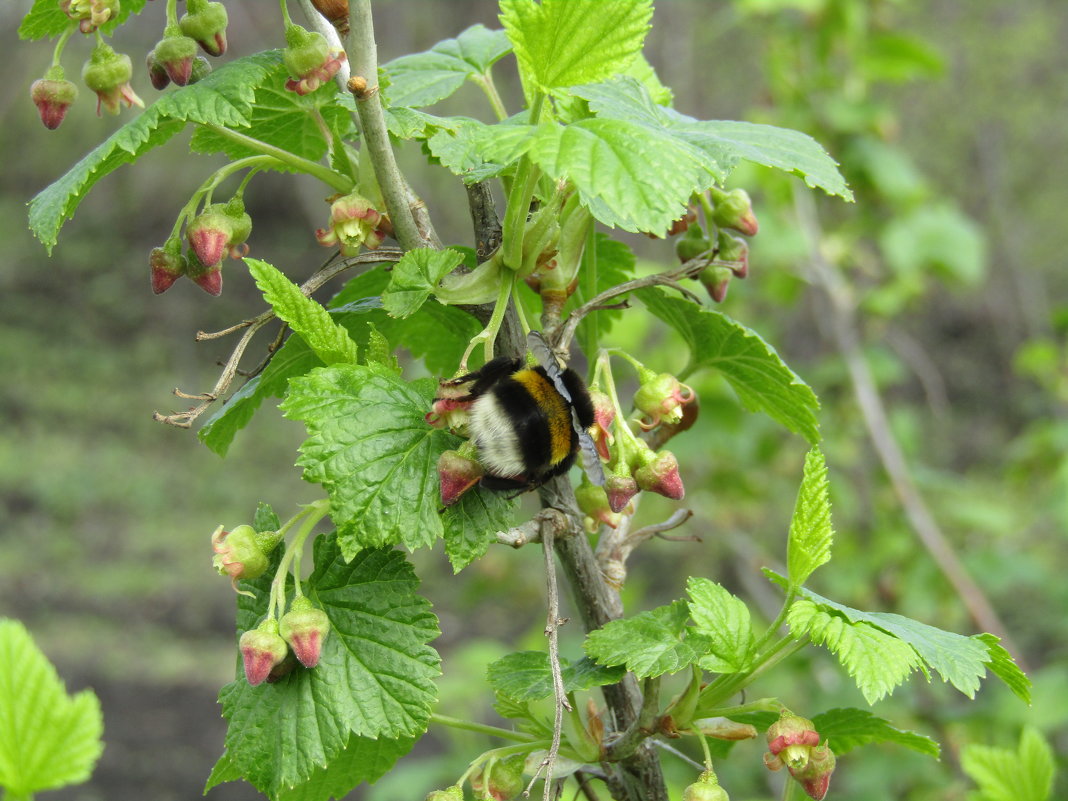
[382,248,466,318]
[19,0,147,39]
[961,727,1054,801]
[788,599,922,704]
[29,51,281,253]
[253,502,281,533]
[190,64,355,162]
[787,446,834,587]
[487,652,627,701]
[282,365,452,556]
[247,258,358,365]
[441,489,516,573]
[573,77,852,201]
[569,233,637,345]
[879,203,987,287]
[427,117,535,183]
[975,634,1031,704]
[500,0,653,93]
[810,708,940,758]
[686,577,755,673]
[0,619,104,797]
[639,289,821,443]
[383,24,511,108]
[217,537,439,800]
[584,601,709,678]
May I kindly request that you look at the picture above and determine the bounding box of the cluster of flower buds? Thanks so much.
[62,0,119,33]
[173,196,253,295]
[283,24,347,95]
[763,711,837,800]
[31,70,79,130]
[315,192,391,256]
[470,755,525,801]
[211,524,283,586]
[674,187,759,303]
[238,601,332,686]
[82,42,143,116]
[682,769,730,801]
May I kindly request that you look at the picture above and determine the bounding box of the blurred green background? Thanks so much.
[4,1,1066,799]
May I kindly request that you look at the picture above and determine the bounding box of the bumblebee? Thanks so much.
[441,332,605,492]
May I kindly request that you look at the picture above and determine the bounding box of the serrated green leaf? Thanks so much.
[253,502,281,533]
[584,601,709,678]
[639,288,821,443]
[529,118,713,233]
[190,63,355,162]
[789,598,922,704]
[441,489,515,573]
[810,708,939,758]
[382,248,466,318]
[500,0,652,93]
[218,537,438,800]
[975,633,1031,704]
[247,258,358,366]
[487,652,627,701]
[787,446,834,587]
[282,365,452,556]
[961,727,1054,801]
[686,577,755,673]
[0,619,104,797]
[427,117,535,183]
[383,24,511,108]
[29,51,281,252]
[19,0,146,39]
[573,77,851,201]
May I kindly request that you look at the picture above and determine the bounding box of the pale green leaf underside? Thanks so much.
[500,0,652,92]
[639,289,821,443]
[787,446,835,587]
[217,540,438,800]
[382,248,466,318]
[686,577,755,673]
[584,601,708,678]
[282,365,451,557]
[247,258,358,366]
[487,652,626,701]
[0,619,104,797]
[811,707,939,758]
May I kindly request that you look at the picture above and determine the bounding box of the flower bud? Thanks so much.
[575,478,620,529]
[315,192,389,255]
[146,48,171,91]
[152,31,199,87]
[283,24,347,95]
[187,207,234,270]
[471,754,525,801]
[82,44,144,116]
[186,250,223,296]
[149,240,187,294]
[698,265,733,304]
[634,450,685,500]
[222,196,253,258]
[424,787,464,801]
[716,230,749,278]
[63,0,119,33]
[604,472,639,514]
[279,596,331,668]
[437,447,484,507]
[212,524,269,583]
[426,378,475,432]
[310,0,350,35]
[676,223,711,263]
[710,187,759,237]
[179,0,229,57]
[789,744,836,801]
[31,74,78,130]
[239,620,289,686]
[633,369,696,429]
[588,389,615,461]
[765,710,821,771]
[682,769,729,801]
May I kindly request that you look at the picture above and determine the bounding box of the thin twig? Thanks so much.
[623,509,695,552]
[650,740,705,771]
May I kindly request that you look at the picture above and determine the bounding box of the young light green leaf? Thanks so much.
[383,24,511,108]
[218,538,438,801]
[789,599,923,704]
[686,577,755,673]
[961,727,1054,801]
[487,652,627,701]
[0,619,104,798]
[500,0,652,93]
[30,51,282,253]
[975,633,1031,704]
[584,601,709,679]
[246,258,358,366]
[787,446,834,587]
[282,366,452,557]
[810,708,940,758]
[427,117,536,183]
[639,289,821,443]
[19,0,147,39]
[382,248,466,318]
[442,489,516,573]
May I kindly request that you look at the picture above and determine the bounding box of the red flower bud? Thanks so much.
[682,769,730,801]
[588,389,615,461]
[30,74,78,130]
[634,369,696,429]
[699,265,733,304]
[634,450,685,500]
[575,479,619,529]
[187,208,234,269]
[146,49,171,91]
[711,187,759,237]
[179,0,229,57]
[716,230,749,278]
[187,253,223,296]
[283,25,346,95]
[279,597,331,668]
[765,710,821,770]
[82,44,144,116]
[212,524,269,584]
[149,240,187,294]
[152,31,199,87]
[604,472,639,514]
[471,754,525,801]
[239,620,289,686]
[315,192,388,256]
[437,448,484,507]
[789,744,835,801]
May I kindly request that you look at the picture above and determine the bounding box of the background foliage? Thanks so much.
[3,1,1066,799]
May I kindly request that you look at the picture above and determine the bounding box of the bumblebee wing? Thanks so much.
[529,331,605,486]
